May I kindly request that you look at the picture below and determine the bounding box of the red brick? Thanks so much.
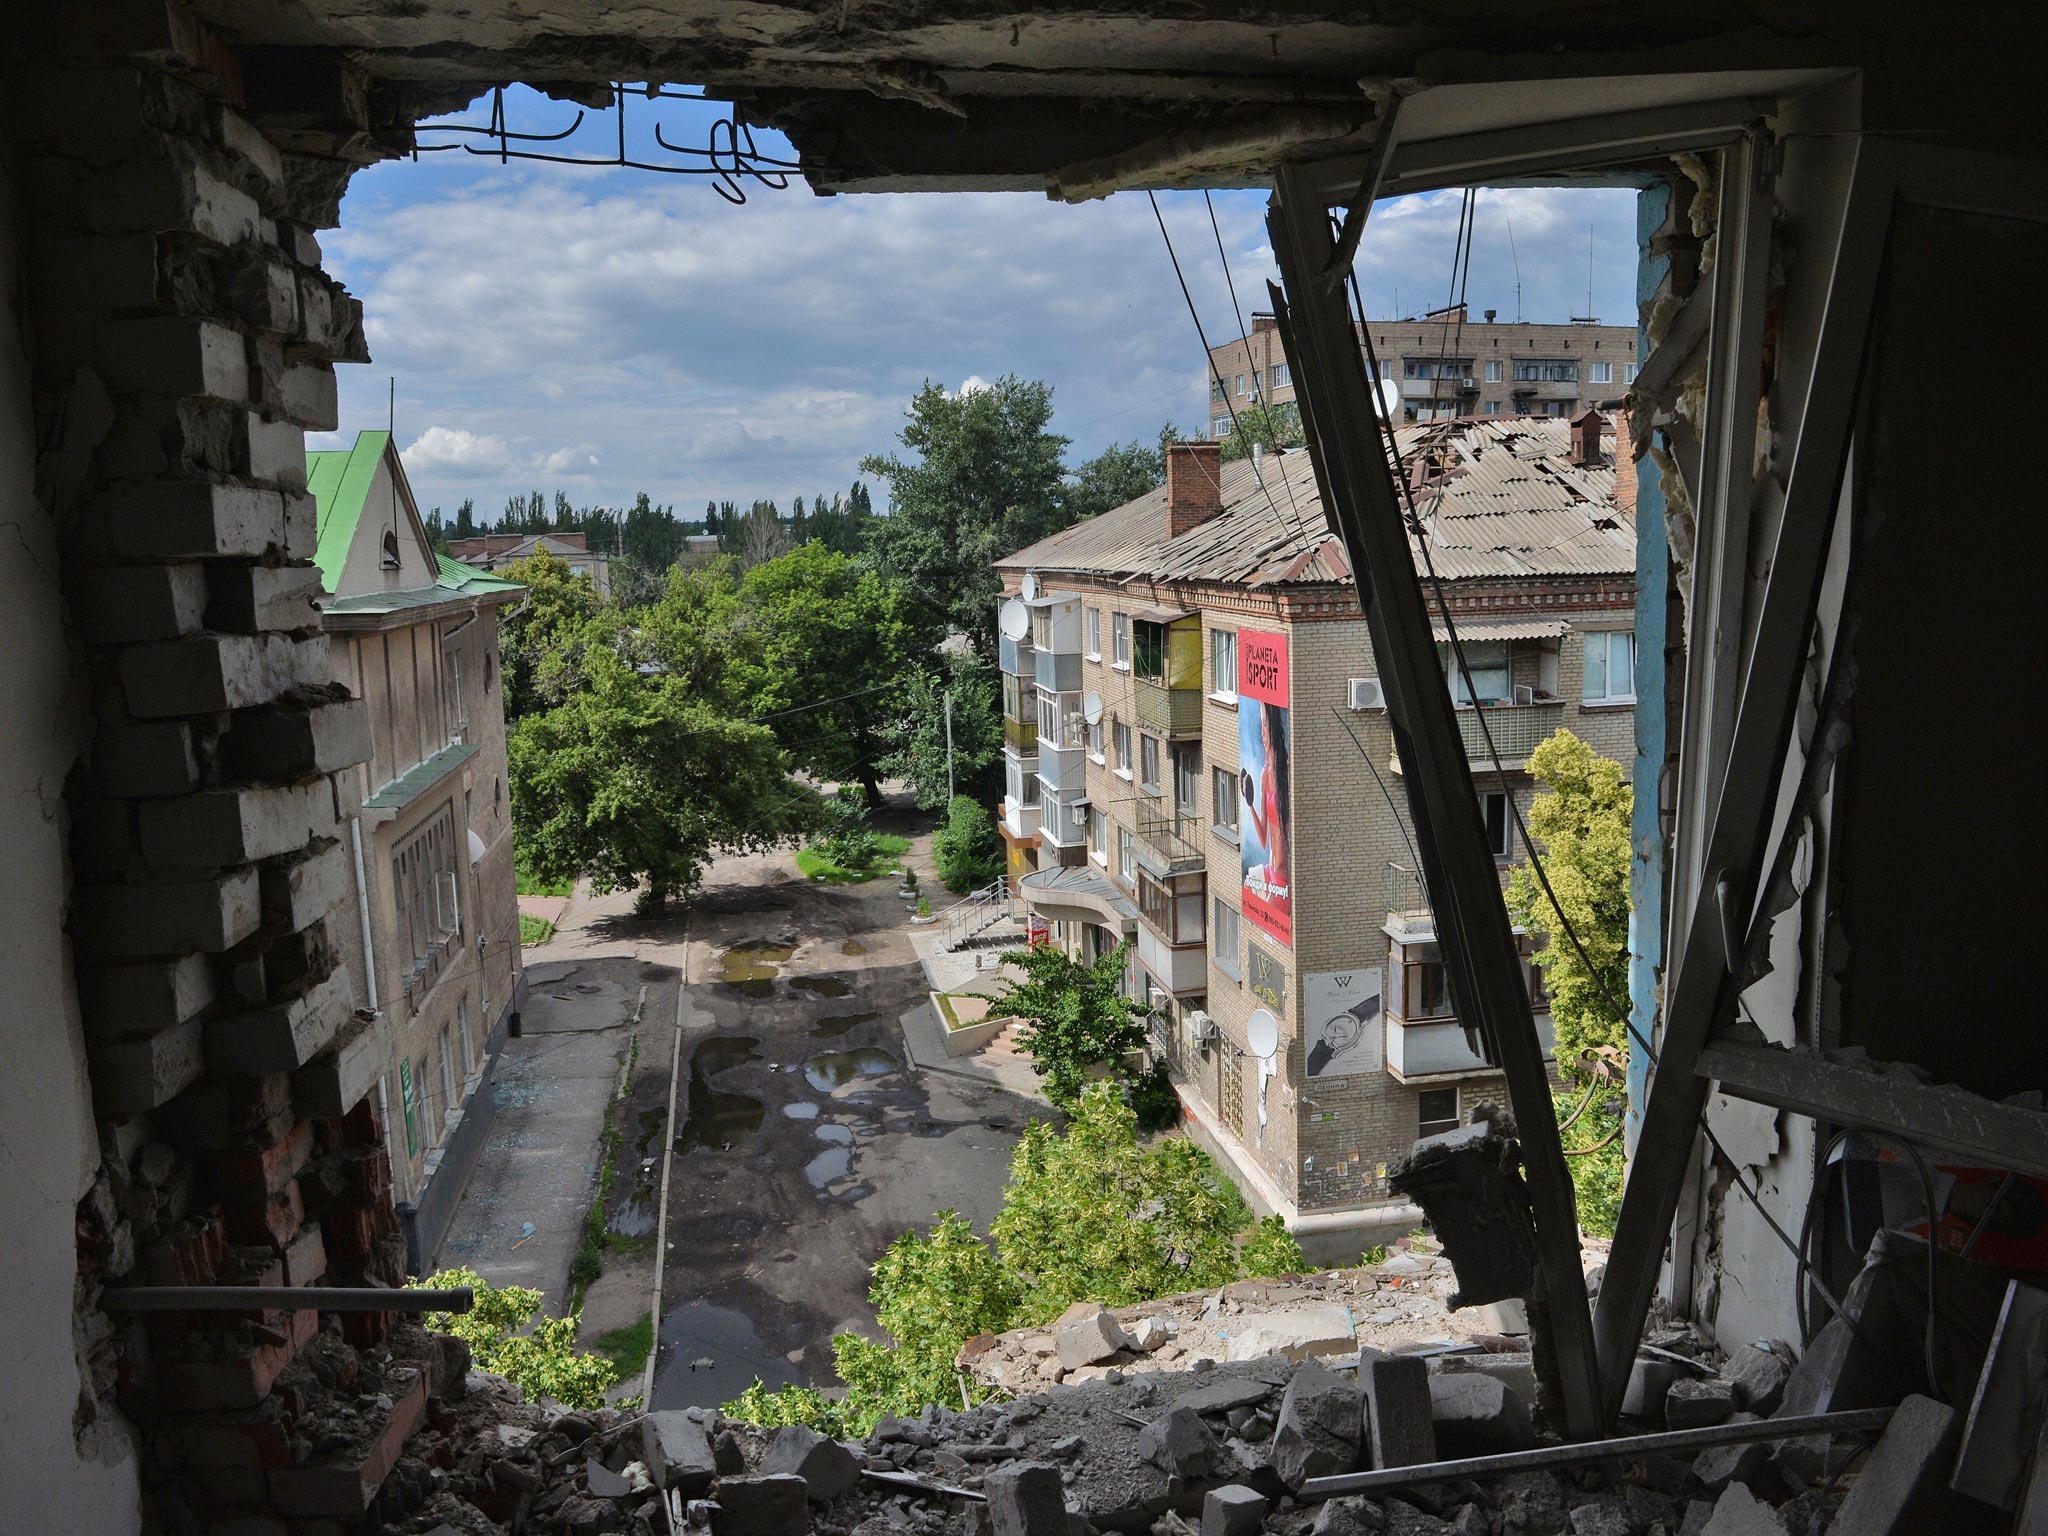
[224,1179,303,1249]
[320,1198,392,1257]
[267,1366,426,1518]
[280,1222,326,1286]
[213,1120,314,1203]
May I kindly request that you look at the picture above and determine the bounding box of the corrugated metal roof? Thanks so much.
[1430,618,1569,642]
[1000,417,1631,589]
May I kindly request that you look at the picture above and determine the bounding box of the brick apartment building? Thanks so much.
[1205,303,1637,435]
[444,529,613,599]
[308,431,528,1269]
[995,415,1635,1258]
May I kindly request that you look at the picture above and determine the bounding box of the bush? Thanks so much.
[1126,1059,1181,1132]
[932,794,1002,893]
[407,1268,618,1409]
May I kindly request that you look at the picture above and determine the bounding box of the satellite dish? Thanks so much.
[999,599,1030,641]
[1373,379,1403,420]
[1019,573,1040,602]
[1246,1008,1280,1060]
[1082,690,1104,726]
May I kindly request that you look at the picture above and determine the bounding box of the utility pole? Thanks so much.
[944,689,955,802]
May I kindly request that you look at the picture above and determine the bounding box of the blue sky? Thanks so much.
[313,89,1641,520]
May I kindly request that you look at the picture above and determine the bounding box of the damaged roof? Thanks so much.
[999,415,1633,591]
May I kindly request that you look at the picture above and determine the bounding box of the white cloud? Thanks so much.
[404,426,513,474]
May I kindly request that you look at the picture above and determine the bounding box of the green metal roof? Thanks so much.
[436,553,524,593]
[364,740,479,811]
[305,429,390,590]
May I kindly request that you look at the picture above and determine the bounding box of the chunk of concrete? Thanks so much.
[1312,1497,1386,1534]
[984,1461,1069,1536]
[1690,1415,1774,1498]
[1271,1359,1365,1489]
[1129,1316,1175,1352]
[1826,1393,1962,1535]
[1362,1355,1436,1470]
[1174,1378,1274,1417]
[1201,1484,1269,1536]
[1055,1305,1134,1369]
[759,1425,859,1504]
[1622,1357,1676,1421]
[712,1474,810,1535]
[643,1411,718,1497]
[1224,1305,1358,1363]
[1723,1344,1791,1416]
[1437,1351,1537,1404]
[1664,1375,1737,1430]
[1952,1278,2048,1509]
[1696,1482,1786,1535]
[1427,1373,1533,1457]
[1568,1505,1632,1536]
[1139,1405,1217,1482]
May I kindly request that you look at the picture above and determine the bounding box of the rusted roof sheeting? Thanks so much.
[1001,417,1632,589]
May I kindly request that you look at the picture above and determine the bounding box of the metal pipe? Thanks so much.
[1299,1406,1896,1501]
[100,1286,473,1315]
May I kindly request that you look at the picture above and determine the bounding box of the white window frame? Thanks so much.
[1112,612,1131,669]
[1212,899,1242,979]
[1139,734,1162,796]
[1088,805,1108,864]
[1582,629,1637,704]
[1084,607,1102,660]
[1208,628,1238,701]
[1485,358,1504,383]
[1590,360,1614,384]
[1271,362,1290,388]
[1086,717,1105,762]
[1418,1086,1461,1139]
[1212,764,1239,837]
[1112,719,1133,780]
[1115,825,1134,883]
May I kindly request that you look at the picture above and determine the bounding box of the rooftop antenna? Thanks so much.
[388,375,398,543]
[1506,218,1523,323]
[1587,223,1594,323]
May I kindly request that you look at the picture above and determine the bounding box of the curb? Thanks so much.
[641,917,689,1406]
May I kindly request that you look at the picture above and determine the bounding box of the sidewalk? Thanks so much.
[900,918,1045,1103]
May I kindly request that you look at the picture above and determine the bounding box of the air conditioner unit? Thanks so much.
[1189,1012,1219,1050]
[1348,677,1387,711]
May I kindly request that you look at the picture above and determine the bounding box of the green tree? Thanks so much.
[931,792,1002,894]
[409,1268,619,1409]
[862,376,1072,659]
[985,941,1145,1110]
[639,557,755,714]
[494,549,608,723]
[508,649,815,909]
[882,651,1002,810]
[1216,401,1305,462]
[1065,435,1168,523]
[451,497,478,541]
[737,543,921,805]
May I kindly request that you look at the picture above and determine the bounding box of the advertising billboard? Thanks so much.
[1238,629,1292,945]
[1304,969,1385,1078]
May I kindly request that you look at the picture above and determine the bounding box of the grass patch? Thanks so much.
[936,992,1011,1032]
[593,1314,654,1380]
[515,844,574,898]
[519,913,556,945]
[796,832,912,885]
[568,1027,639,1309]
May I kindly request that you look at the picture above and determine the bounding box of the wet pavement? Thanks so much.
[651,821,1049,1411]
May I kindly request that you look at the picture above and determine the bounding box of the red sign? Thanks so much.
[1237,629,1292,946]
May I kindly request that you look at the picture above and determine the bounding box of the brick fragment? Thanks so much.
[97,315,249,398]
[79,953,217,1037]
[205,965,353,1074]
[107,478,289,561]
[79,867,260,957]
[207,562,323,635]
[92,1019,205,1113]
[75,563,209,643]
[223,697,367,779]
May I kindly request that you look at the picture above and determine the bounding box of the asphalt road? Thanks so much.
[651,827,1047,1410]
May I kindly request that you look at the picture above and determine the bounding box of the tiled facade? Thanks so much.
[997,422,1635,1252]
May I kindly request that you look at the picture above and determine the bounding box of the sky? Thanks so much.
[312,89,1642,520]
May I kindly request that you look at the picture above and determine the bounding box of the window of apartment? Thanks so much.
[1481,789,1513,860]
[1037,692,1060,743]
[1086,717,1105,761]
[438,1024,456,1141]
[1271,363,1290,388]
[392,804,460,980]
[1088,805,1107,861]
[1116,825,1134,882]
[443,645,467,743]
[1019,773,1041,807]
[1131,620,1165,680]
[1085,607,1102,659]
[1483,400,1503,414]
[1622,362,1638,383]
[1212,416,1232,438]
[458,996,473,1080]
[1513,358,1579,382]
[1209,628,1237,699]
[1112,719,1133,776]
[1485,358,1504,383]
[1031,604,1052,651]
[1173,749,1199,814]
[1002,672,1028,723]
[1418,1087,1461,1139]
[1583,630,1636,703]
[1112,612,1131,667]
[1404,357,1472,380]
[1138,870,1206,944]
[1211,377,1225,403]
[1213,899,1242,978]
[1212,765,1239,835]
[1233,372,1245,395]
[1438,639,1512,705]
[1589,360,1613,385]
[1398,940,1457,1021]
[1139,734,1162,794]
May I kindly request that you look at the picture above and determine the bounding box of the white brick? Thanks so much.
[78,954,218,1039]
[223,698,369,778]
[242,413,305,488]
[74,563,208,643]
[78,868,260,957]
[206,966,353,1074]
[97,316,249,400]
[216,106,286,186]
[93,1020,206,1114]
[119,631,326,717]
[79,143,260,246]
[273,363,337,431]
[88,717,201,797]
[208,563,323,634]
[109,479,285,560]
[292,1012,392,1121]
[259,839,354,932]
[138,782,334,867]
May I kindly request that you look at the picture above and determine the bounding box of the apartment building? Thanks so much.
[995,415,1634,1259]
[445,529,613,598]
[1205,304,1637,434]
[309,431,528,1266]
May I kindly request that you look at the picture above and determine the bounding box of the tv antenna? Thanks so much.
[1506,219,1523,323]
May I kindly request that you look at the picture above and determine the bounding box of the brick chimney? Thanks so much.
[1569,408,1605,468]
[1165,441,1224,539]
[1610,410,1637,515]
[1251,310,1278,334]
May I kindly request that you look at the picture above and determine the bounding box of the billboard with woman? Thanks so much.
[1238,629,1292,945]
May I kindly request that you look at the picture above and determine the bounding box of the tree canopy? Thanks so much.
[881,650,1002,810]
[492,549,609,723]
[1065,435,1169,523]
[986,941,1147,1110]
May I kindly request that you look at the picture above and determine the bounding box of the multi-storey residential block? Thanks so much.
[309,431,528,1267]
[995,413,1635,1260]
[1204,304,1637,435]
[445,530,614,598]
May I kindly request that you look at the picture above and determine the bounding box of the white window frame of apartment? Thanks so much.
[1590,360,1614,384]
[1084,606,1102,659]
[443,643,467,744]
[1211,764,1240,838]
[1480,789,1514,860]
[1484,400,1504,414]
[1088,805,1108,864]
[1622,361,1638,383]
[1208,627,1238,701]
[1139,734,1162,796]
[1582,629,1637,705]
[1112,612,1131,668]
[1439,638,1512,705]
[1271,362,1291,388]
[458,995,474,1080]
[1418,1086,1461,1139]
[1112,719,1133,779]
[1173,748,1199,814]
[1086,716,1105,762]
[1212,416,1232,438]
[1212,898,1242,979]
[1485,358,1504,382]
[1115,824,1134,883]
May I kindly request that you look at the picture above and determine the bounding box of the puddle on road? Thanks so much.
[812,1124,853,1145]
[809,1011,878,1040]
[675,1036,765,1153]
[803,1046,899,1093]
[790,975,852,998]
[718,940,794,997]
[803,1146,852,1188]
[779,1102,820,1120]
[608,1107,670,1237]
[840,939,866,957]
[653,1302,795,1410]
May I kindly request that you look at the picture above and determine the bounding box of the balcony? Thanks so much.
[1387,1013,1556,1082]
[1511,377,1581,401]
[999,633,1036,679]
[1136,924,1208,996]
[1035,650,1082,693]
[1040,784,1088,848]
[1135,809,1206,876]
[1134,677,1203,737]
[1385,860,1430,927]
[1001,794,1041,842]
[1454,700,1562,765]
[1036,739,1086,798]
[1003,715,1038,755]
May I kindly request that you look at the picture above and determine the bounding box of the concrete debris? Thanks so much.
[713,1473,811,1534]
[1058,1303,1138,1369]
[1664,1375,1738,1430]
[1360,1355,1436,1470]
[1622,1357,1676,1420]
[1271,1360,1365,1489]
[1721,1343,1792,1416]
[1225,1306,1360,1364]
[1201,1483,1269,1536]
[1426,1373,1534,1457]
[1824,1393,1961,1535]
[983,1460,1068,1536]
[761,1424,862,1503]
[1139,1405,1220,1481]
[1697,1482,1787,1534]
